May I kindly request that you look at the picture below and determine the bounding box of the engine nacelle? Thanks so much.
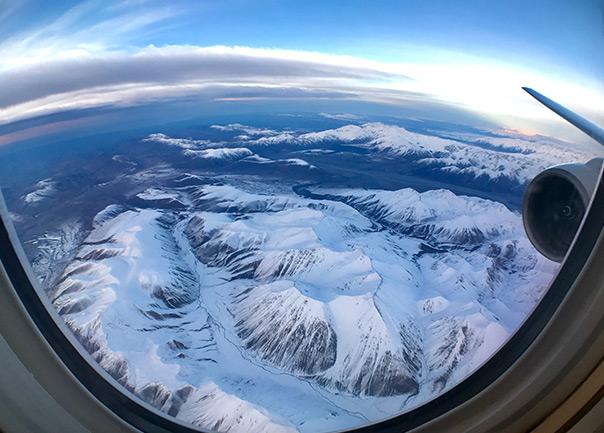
[523,157,602,262]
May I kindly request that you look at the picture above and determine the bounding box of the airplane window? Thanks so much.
[0,2,602,433]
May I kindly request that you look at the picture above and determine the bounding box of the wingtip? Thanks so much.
[521,87,604,146]
[522,87,546,102]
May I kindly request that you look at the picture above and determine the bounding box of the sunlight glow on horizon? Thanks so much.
[0,1,602,148]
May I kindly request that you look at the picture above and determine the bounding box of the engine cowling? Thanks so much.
[523,157,602,262]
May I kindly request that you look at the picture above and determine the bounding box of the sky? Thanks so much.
[0,0,603,146]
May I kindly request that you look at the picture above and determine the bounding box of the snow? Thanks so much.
[235,122,594,184]
[243,155,316,168]
[20,111,595,432]
[232,281,335,375]
[321,293,420,397]
[23,178,57,203]
[183,147,254,160]
[211,123,280,137]
[144,133,211,149]
[145,120,597,186]
[281,158,315,168]
[93,204,128,227]
[319,113,360,121]
[137,188,181,201]
[179,382,298,433]
[312,187,520,246]
[35,173,558,432]
[300,124,372,142]
[417,296,450,316]
[144,132,256,162]
[243,154,273,163]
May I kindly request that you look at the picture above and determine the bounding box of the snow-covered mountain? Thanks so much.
[246,122,591,183]
[12,114,594,432]
[22,178,57,203]
[311,188,519,247]
[145,122,593,186]
[183,147,254,160]
[36,174,557,432]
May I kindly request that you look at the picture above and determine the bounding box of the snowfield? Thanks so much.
[19,117,595,432]
[145,122,594,186]
[183,147,254,160]
[23,178,57,203]
[40,177,556,432]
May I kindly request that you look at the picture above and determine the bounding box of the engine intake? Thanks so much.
[523,158,602,262]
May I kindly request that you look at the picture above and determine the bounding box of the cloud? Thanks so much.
[319,113,361,121]
[0,41,600,151]
[0,0,23,26]
[0,45,417,124]
[210,124,280,136]
[0,1,418,124]
[0,0,602,148]
[0,45,403,108]
[0,0,183,70]
[0,0,603,153]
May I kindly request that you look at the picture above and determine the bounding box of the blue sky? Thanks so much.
[5,0,603,78]
[167,0,604,80]
[0,0,602,145]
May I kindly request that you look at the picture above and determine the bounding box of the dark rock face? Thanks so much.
[232,285,338,376]
[315,350,419,397]
[138,382,173,408]
[67,317,130,387]
[401,224,486,246]
[428,319,479,392]
[364,351,419,396]
[257,249,322,280]
[151,213,200,308]
[76,248,122,261]
[184,214,262,279]
[137,382,195,416]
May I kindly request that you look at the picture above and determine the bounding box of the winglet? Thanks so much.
[522,87,604,146]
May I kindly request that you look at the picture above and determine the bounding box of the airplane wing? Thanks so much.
[522,87,604,146]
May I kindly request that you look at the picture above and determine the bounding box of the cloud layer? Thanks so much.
[0,44,436,125]
[0,45,405,109]
[0,0,602,147]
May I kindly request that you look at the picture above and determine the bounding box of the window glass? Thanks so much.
[0,2,602,432]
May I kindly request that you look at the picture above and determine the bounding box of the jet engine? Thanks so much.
[523,157,602,262]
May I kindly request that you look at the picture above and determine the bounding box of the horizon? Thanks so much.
[0,0,603,150]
